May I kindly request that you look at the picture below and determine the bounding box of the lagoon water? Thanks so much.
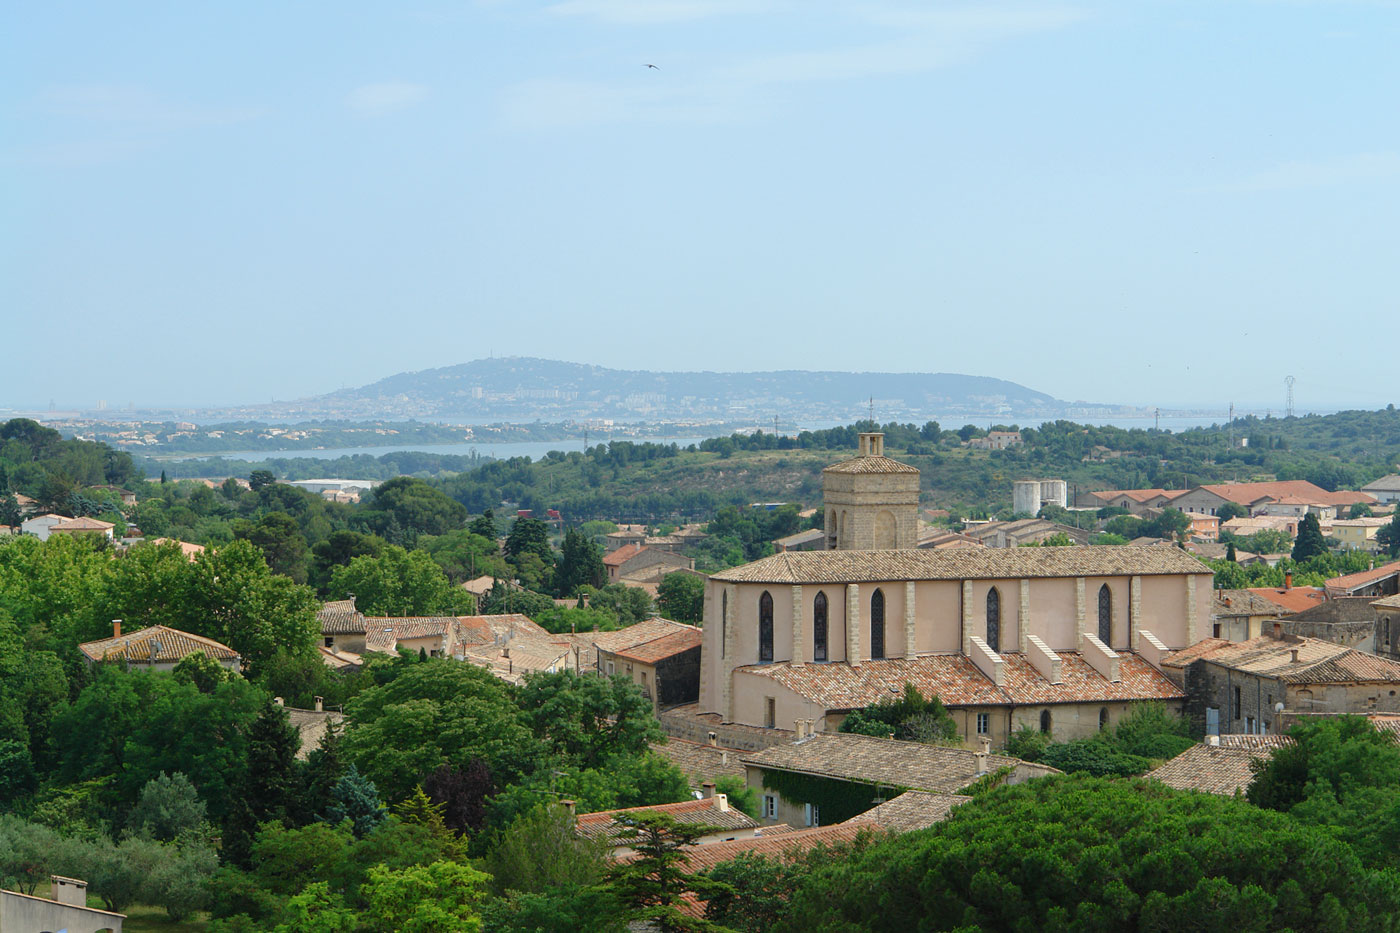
[167,414,1234,464]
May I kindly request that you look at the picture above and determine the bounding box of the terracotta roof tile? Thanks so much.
[1247,586,1326,614]
[1326,560,1400,594]
[79,624,239,664]
[576,797,757,842]
[664,821,880,875]
[822,455,920,475]
[602,543,646,566]
[317,599,366,635]
[741,650,1182,709]
[1146,742,1284,795]
[1173,634,1400,684]
[592,619,700,654]
[860,790,970,831]
[711,545,1210,585]
[740,733,1044,795]
[612,628,702,664]
[650,739,747,786]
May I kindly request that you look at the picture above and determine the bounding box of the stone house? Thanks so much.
[1372,594,1400,661]
[965,431,1022,451]
[1164,630,1400,736]
[78,622,241,673]
[1080,489,1182,514]
[48,516,116,540]
[740,730,1054,829]
[602,543,694,584]
[318,598,369,653]
[594,618,702,710]
[1145,735,1293,796]
[961,518,1090,548]
[1211,589,1284,641]
[1279,597,1377,652]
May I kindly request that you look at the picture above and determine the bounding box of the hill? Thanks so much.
[205,357,1103,423]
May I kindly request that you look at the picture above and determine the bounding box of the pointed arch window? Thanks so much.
[986,587,1001,653]
[758,591,774,664]
[870,588,886,659]
[1098,584,1112,646]
[813,592,829,662]
[1040,709,1052,734]
[721,590,728,659]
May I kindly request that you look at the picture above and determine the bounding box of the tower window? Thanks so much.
[870,588,886,659]
[759,591,774,664]
[813,592,828,662]
[986,587,1001,653]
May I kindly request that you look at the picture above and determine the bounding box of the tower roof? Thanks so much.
[822,455,920,475]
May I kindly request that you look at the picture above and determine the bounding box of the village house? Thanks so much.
[602,543,695,585]
[773,528,826,552]
[1168,480,1374,518]
[1211,590,1284,641]
[20,512,71,540]
[1080,489,1182,515]
[1325,560,1400,599]
[740,730,1055,828]
[965,430,1022,451]
[78,621,241,673]
[1246,576,1326,615]
[593,618,702,710]
[47,516,116,540]
[1280,598,1378,652]
[1361,474,1400,505]
[1371,594,1400,662]
[1330,517,1391,552]
[1163,628,1400,736]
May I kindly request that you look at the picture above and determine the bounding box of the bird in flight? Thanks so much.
[644,63,659,69]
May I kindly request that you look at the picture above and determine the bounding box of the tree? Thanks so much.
[1292,512,1329,561]
[518,670,664,769]
[504,517,552,564]
[838,684,958,745]
[144,838,219,921]
[1350,503,1375,519]
[601,812,736,933]
[584,584,654,626]
[361,860,490,933]
[173,650,237,693]
[127,771,207,841]
[468,510,499,542]
[324,765,387,837]
[186,539,321,674]
[245,701,303,825]
[235,511,310,583]
[1225,541,1238,562]
[777,775,1400,933]
[310,530,385,591]
[657,572,705,623]
[424,760,493,837]
[1248,715,1400,866]
[485,802,610,894]
[357,477,468,543]
[328,545,472,617]
[272,881,357,933]
[418,529,508,584]
[1378,510,1400,558]
[250,470,277,492]
[556,528,606,596]
[341,661,539,802]
[1218,501,1250,522]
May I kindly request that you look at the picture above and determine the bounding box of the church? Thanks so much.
[697,434,1213,745]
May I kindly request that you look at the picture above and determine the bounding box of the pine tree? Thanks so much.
[245,700,300,825]
[556,528,606,597]
[295,716,344,825]
[324,764,386,837]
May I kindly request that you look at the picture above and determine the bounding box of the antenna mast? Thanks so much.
[1285,375,1296,419]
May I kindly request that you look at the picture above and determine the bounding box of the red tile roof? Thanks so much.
[1167,634,1400,685]
[1247,585,1325,614]
[1325,560,1400,595]
[603,543,646,566]
[662,820,879,874]
[1196,480,1375,508]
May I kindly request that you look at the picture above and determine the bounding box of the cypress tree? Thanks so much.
[1292,513,1328,562]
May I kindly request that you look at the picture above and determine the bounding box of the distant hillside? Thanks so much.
[207,357,1111,424]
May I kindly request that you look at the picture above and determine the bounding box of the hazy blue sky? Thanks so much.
[6,1,1398,412]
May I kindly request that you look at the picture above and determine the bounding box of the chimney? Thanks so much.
[1290,649,1300,663]
[1285,571,1293,590]
[706,731,718,747]
[274,696,284,706]
[714,792,729,812]
[314,696,323,712]
[974,748,988,775]
[701,782,716,799]
[502,646,510,659]
[979,736,992,756]
[559,799,576,817]
[1207,734,1220,746]
[720,750,728,766]
[1273,621,1283,640]
[112,619,121,638]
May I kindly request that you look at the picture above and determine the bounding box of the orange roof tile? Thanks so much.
[79,624,239,664]
[1247,585,1326,614]
[1325,560,1400,594]
[612,628,702,664]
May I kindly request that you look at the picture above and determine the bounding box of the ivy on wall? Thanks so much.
[758,769,907,824]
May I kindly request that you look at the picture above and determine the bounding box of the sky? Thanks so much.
[6,1,1399,413]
